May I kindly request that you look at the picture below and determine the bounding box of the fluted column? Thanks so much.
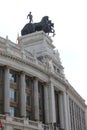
[44,83,49,124]
[20,72,26,117]
[4,67,10,114]
[48,82,56,123]
[34,77,39,121]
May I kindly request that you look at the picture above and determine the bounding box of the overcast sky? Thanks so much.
[0,0,87,103]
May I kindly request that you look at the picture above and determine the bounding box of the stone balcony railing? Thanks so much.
[0,114,49,130]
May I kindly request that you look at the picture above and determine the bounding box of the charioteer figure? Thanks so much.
[27,12,33,23]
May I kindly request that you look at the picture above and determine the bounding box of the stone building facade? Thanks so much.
[0,31,87,130]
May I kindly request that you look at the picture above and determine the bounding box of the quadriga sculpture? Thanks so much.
[21,16,55,36]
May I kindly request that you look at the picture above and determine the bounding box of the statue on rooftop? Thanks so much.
[21,14,55,36]
[27,12,33,23]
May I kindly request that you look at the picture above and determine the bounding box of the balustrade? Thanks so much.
[0,115,50,130]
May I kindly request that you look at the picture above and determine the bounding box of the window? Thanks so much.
[38,82,43,93]
[53,65,56,71]
[26,111,32,119]
[0,87,3,99]
[25,76,32,88]
[9,73,14,82]
[39,114,43,121]
[57,68,60,73]
[14,128,21,130]
[10,88,15,101]
[0,69,3,81]
[10,107,14,116]
[9,70,18,83]
[10,88,18,102]
[39,98,42,109]
[0,105,3,114]
[26,94,31,106]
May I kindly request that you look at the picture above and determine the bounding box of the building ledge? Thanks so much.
[0,114,49,130]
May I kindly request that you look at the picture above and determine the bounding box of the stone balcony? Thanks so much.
[0,114,49,130]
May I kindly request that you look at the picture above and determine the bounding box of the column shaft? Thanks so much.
[20,72,26,117]
[4,67,10,114]
[63,92,69,130]
[34,78,39,121]
[59,92,64,129]
[48,82,56,123]
[66,94,71,130]
[44,84,49,124]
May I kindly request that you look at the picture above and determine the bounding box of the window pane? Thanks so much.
[0,87,2,99]
[0,105,3,114]
[26,94,31,106]
[14,128,21,130]
[0,69,3,81]
[9,73,14,82]
[10,107,14,116]
[26,111,31,119]
[9,70,18,83]
[25,76,33,88]
[10,88,14,101]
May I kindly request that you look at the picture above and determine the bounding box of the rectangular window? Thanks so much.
[10,88,18,102]
[57,68,60,73]
[26,111,32,119]
[9,73,14,82]
[38,82,43,93]
[25,76,33,88]
[10,107,14,116]
[0,69,3,81]
[10,88,15,101]
[39,98,42,110]
[14,129,21,130]
[14,91,18,102]
[0,87,3,99]
[39,114,43,121]
[26,94,31,106]
[0,104,3,114]
[9,70,19,83]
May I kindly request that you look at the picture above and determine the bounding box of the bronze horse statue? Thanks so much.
[21,16,55,36]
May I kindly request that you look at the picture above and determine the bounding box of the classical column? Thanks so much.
[85,109,87,130]
[33,77,39,121]
[63,91,69,130]
[66,94,71,130]
[4,67,10,114]
[44,83,49,124]
[20,72,26,117]
[48,82,56,123]
[58,91,64,129]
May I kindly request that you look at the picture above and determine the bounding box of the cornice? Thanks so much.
[0,51,48,75]
[0,50,66,84]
